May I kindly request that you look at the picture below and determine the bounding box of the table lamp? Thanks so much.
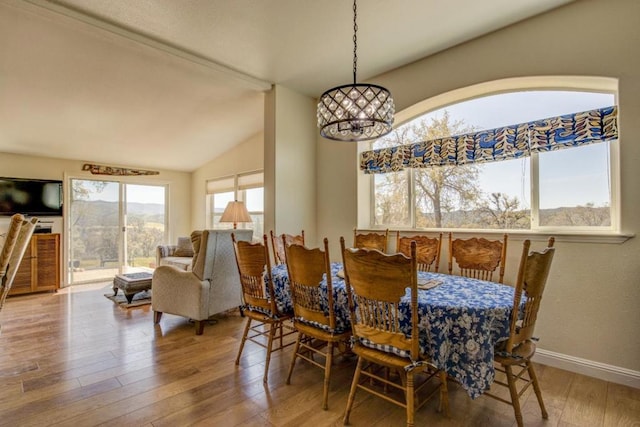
[219,200,252,229]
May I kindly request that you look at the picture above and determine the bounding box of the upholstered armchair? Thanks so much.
[152,229,252,335]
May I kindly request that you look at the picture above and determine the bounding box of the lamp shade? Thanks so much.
[219,201,252,229]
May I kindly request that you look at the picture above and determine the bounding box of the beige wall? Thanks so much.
[193,83,318,247]
[191,132,264,230]
[317,0,640,372]
[0,152,192,285]
[264,85,318,245]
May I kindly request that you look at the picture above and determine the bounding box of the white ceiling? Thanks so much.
[0,0,573,172]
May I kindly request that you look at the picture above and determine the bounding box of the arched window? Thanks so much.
[362,78,619,232]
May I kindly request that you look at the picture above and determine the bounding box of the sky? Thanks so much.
[77,182,165,205]
[405,90,615,208]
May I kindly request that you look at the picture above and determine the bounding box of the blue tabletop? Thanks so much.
[269,262,516,399]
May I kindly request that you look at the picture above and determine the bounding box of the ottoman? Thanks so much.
[113,272,153,304]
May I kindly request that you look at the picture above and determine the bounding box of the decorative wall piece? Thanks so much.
[360,105,618,174]
[82,163,159,176]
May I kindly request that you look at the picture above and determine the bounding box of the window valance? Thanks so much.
[360,105,618,174]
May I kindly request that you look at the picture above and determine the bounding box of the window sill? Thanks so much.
[500,230,633,244]
[365,228,635,244]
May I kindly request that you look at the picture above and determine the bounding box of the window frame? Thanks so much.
[206,170,264,233]
[358,77,628,243]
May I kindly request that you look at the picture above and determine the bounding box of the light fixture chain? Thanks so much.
[352,0,358,84]
[317,0,395,141]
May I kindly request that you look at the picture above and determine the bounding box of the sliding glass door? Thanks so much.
[124,184,166,270]
[68,179,166,284]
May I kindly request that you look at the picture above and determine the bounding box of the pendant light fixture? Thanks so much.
[317,0,395,142]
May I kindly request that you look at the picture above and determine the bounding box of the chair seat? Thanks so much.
[294,320,350,341]
[243,307,291,323]
[352,342,427,371]
[495,340,537,365]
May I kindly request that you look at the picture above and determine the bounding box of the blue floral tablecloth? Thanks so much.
[269,262,516,399]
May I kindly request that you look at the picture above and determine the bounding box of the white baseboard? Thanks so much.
[533,348,640,389]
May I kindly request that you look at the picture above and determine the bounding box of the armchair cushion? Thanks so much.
[173,236,194,257]
[156,239,193,272]
[190,230,203,273]
[160,256,193,271]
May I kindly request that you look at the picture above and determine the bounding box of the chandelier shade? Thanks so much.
[317,83,395,141]
[317,0,395,142]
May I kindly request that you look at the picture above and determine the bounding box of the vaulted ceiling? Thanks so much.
[0,0,572,172]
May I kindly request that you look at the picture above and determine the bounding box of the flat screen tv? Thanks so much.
[0,177,63,217]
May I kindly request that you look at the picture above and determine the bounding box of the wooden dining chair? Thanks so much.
[353,228,389,252]
[396,232,443,272]
[270,229,305,265]
[448,233,508,283]
[231,233,294,383]
[284,237,351,410]
[484,237,555,427]
[340,237,449,427]
[0,214,38,333]
[0,214,23,283]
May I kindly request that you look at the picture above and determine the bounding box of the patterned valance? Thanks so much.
[360,105,618,174]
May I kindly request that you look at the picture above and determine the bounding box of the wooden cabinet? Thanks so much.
[9,233,60,295]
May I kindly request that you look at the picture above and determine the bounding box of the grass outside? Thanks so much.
[78,257,155,270]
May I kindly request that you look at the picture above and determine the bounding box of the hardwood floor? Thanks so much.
[0,283,638,426]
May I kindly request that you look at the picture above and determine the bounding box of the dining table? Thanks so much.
[269,262,519,399]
